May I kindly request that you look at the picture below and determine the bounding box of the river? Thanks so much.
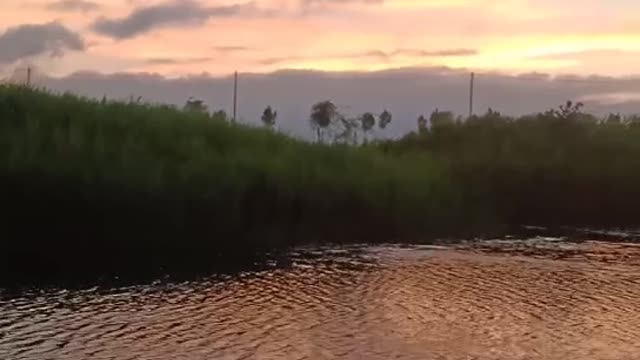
[1,237,639,359]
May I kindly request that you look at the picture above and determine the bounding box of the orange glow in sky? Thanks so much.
[1,0,639,77]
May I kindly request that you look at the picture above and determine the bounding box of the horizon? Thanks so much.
[8,65,638,141]
[11,64,640,81]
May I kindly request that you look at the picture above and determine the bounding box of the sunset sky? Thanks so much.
[2,0,640,77]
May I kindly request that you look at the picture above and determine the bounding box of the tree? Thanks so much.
[558,100,583,118]
[417,115,428,134]
[184,97,208,113]
[606,112,622,124]
[311,101,337,128]
[336,116,361,145]
[379,110,392,129]
[261,106,277,128]
[626,114,640,126]
[361,112,376,132]
[212,110,228,122]
[310,101,338,142]
[360,112,376,142]
[544,100,598,123]
[430,108,455,128]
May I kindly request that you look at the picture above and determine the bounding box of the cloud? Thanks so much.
[92,0,254,39]
[391,48,478,57]
[213,46,253,52]
[579,92,640,105]
[302,0,384,4]
[145,57,215,65]
[259,48,477,65]
[46,0,101,12]
[0,22,85,64]
[259,56,304,66]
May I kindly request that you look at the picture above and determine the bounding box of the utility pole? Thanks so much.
[26,66,32,87]
[232,71,238,123]
[468,72,474,118]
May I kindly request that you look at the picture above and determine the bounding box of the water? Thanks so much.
[1,239,640,360]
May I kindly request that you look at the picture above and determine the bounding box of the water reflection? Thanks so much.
[1,241,639,359]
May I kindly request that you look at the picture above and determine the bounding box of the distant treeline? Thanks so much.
[385,102,640,228]
[1,85,639,282]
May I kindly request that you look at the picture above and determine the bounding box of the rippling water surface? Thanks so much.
[2,239,640,359]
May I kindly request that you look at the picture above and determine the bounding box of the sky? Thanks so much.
[2,0,640,137]
[2,0,640,77]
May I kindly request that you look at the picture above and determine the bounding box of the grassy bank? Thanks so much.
[383,107,640,229]
[2,86,640,281]
[0,86,490,281]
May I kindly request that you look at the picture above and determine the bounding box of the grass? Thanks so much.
[3,85,640,282]
[0,86,486,281]
[383,108,640,229]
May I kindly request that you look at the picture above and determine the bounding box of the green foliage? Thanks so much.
[606,112,622,124]
[389,104,640,228]
[0,86,475,278]
[4,86,640,280]
[429,108,455,129]
[183,97,208,114]
[212,109,228,122]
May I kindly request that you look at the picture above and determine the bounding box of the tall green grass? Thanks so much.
[0,86,483,280]
[4,85,640,281]
[384,109,640,228]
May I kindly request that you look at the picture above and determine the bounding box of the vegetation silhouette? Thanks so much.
[0,86,461,282]
[386,101,640,229]
[261,106,277,128]
[3,85,640,282]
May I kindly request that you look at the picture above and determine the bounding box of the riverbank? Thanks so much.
[382,107,640,228]
[0,86,493,282]
[2,85,640,282]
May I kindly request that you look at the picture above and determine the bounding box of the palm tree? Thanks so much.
[361,112,376,142]
[261,106,277,128]
[310,101,337,142]
[417,115,428,134]
[379,110,392,129]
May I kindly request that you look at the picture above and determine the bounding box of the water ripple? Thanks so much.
[1,240,639,359]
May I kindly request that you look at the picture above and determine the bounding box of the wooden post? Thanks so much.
[469,72,475,118]
[26,67,32,87]
[233,71,238,123]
